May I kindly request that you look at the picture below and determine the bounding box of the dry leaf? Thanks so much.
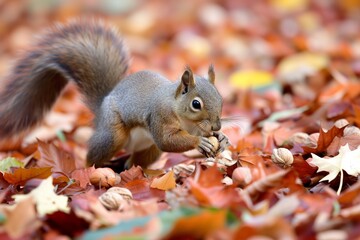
[13,176,70,217]
[309,144,360,194]
[37,139,76,175]
[150,170,176,191]
[3,167,52,185]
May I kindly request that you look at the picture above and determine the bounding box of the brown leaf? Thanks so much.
[302,125,345,154]
[119,166,145,187]
[3,167,52,185]
[37,139,76,175]
[292,155,317,185]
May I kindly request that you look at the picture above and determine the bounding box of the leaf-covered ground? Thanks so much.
[1,0,360,239]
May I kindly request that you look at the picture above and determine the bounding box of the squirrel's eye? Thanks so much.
[190,97,203,111]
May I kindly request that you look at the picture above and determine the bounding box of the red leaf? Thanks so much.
[125,179,165,201]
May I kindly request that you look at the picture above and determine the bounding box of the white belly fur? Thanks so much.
[124,127,155,152]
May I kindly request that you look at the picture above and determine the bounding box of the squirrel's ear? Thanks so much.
[176,67,195,97]
[208,64,215,84]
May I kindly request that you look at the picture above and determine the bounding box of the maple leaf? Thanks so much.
[13,176,70,217]
[37,139,76,175]
[302,125,345,154]
[309,144,360,194]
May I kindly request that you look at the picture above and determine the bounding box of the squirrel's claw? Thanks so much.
[213,132,231,153]
[198,137,216,158]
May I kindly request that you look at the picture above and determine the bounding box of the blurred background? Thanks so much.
[1,0,359,79]
[0,0,360,149]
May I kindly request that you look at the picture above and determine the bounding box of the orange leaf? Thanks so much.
[3,167,52,185]
[150,171,176,191]
[165,210,227,239]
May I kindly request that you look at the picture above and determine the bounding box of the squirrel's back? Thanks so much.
[0,20,129,137]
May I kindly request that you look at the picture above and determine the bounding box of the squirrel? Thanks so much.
[0,20,230,168]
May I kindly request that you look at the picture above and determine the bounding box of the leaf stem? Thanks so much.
[337,170,344,195]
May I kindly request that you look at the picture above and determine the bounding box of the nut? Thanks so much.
[289,132,310,145]
[271,148,294,168]
[107,187,133,200]
[208,136,219,151]
[173,164,195,176]
[232,167,252,187]
[99,191,125,210]
[90,168,120,188]
[222,176,233,185]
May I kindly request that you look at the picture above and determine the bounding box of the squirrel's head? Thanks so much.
[175,65,223,137]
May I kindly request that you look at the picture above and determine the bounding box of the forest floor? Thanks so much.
[0,0,360,239]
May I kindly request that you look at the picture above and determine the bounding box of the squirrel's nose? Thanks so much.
[211,120,221,131]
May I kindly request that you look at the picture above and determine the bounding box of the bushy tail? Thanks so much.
[0,20,129,137]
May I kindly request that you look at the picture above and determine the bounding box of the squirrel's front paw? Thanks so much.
[197,137,216,158]
[213,132,231,153]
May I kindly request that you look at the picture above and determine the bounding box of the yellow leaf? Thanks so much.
[277,52,329,82]
[270,0,309,13]
[229,70,273,89]
[150,170,176,191]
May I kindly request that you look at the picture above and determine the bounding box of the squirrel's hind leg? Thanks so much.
[86,115,129,167]
[126,144,162,169]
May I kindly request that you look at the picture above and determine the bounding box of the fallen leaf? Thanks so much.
[119,166,145,187]
[46,211,89,238]
[164,209,227,239]
[0,157,24,173]
[150,170,176,191]
[37,139,76,175]
[309,144,360,194]
[3,197,40,239]
[277,52,329,82]
[125,179,165,201]
[303,125,345,154]
[3,167,52,185]
[71,166,96,188]
[13,176,70,217]
[230,70,273,89]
